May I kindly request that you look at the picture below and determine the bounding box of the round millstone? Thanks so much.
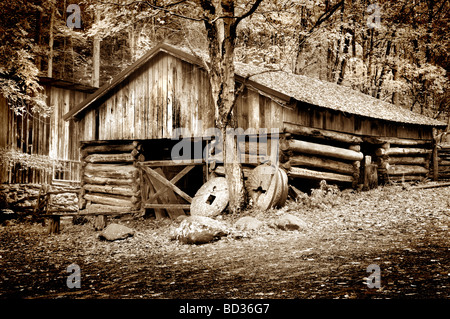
[190,177,229,217]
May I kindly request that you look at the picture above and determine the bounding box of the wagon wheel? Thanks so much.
[190,177,229,217]
[246,164,279,211]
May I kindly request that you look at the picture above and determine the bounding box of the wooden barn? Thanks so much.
[0,77,96,184]
[63,43,447,217]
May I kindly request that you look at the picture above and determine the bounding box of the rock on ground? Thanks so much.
[274,214,308,231]
[99,223,135,241]
[234,216,264,231]
[171,215,229,245]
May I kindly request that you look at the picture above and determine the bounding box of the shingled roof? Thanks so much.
[64,43,446,127]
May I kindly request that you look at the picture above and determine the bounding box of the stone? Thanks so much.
[274,214,308,231]
[171,215,229,245]
[99,223,135,241]
[234,216,264,231]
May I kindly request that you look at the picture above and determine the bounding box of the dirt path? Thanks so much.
[0,185,449,299]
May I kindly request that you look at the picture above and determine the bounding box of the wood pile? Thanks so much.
[80,141,144,213]
[280,123,363,188]
[371,137,432,183]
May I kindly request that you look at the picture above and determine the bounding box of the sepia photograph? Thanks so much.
[0,0,448,313]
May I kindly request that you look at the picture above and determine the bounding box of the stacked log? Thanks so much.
[281,123,363,188]
[371,138,432,183]
[80,141,143,213]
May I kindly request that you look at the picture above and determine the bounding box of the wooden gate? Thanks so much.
[138,160,203,219]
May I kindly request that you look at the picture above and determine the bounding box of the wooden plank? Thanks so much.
[176,59,186,129]
[167,55,174,136]
[134,68,142,139]
[152,56,160,138]
[116,84,124,140]
[248,89,260,130]
[64,89,71,159]
[240,88,249,130]
[259,95,266,129]
[162,54,168,138]
[141,166,192,204]
[150,58,157,139]
[126,76,134,139]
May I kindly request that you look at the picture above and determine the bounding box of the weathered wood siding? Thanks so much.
[79,52,216,141]
[236,92,432,140]
[0,84,92,183]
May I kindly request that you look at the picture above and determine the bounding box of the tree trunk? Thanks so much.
[92,11,101,87]
[201,0,248,213]
[47,5,55,78]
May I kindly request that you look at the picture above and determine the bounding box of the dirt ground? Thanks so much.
[0,184,449,299]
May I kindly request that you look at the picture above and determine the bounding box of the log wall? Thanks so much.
[279,123,364,188]
[79,140,144,213]
[371,137,432,183]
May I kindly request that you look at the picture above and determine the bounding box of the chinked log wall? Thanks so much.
[370,137,432,182]
[280,122,364,188]
[79,141,144,213]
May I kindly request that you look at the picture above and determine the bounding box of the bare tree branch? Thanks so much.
[233,0,263,27]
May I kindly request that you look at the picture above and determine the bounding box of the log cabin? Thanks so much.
[0,77,96,184]
[62,43,447,216]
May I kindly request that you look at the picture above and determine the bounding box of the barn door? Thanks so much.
[138,161,202,219]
